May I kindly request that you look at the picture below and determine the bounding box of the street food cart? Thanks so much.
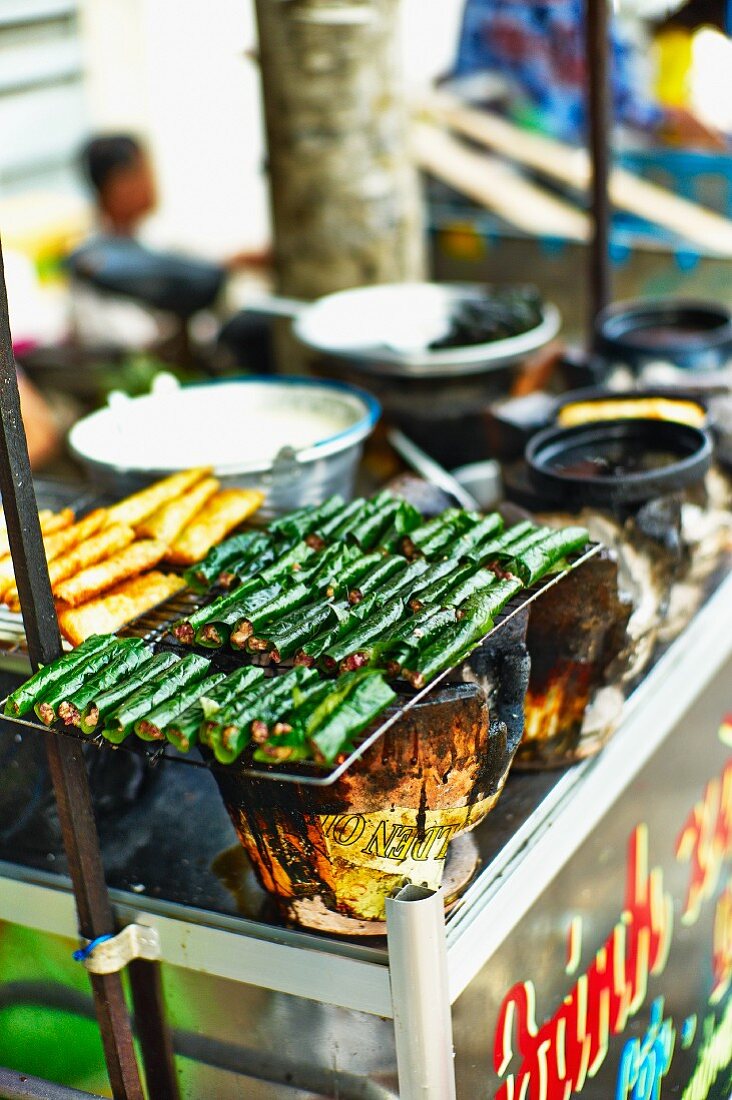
[0,5,729,1099]
[0,559,729,1098]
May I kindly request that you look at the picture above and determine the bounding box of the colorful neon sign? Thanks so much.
[493,751,732,1100]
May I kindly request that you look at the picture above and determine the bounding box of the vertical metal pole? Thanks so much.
[586,0,613,338]
[128,960,180,1100]
[385,885,457,1100]
[0,239,144,1100]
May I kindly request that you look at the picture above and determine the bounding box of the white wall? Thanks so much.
[399,0,464,89]
[78,0,465,257]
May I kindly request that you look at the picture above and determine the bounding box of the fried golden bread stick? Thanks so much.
[135,476,219,545]
[54,538,168,607]
[165,489,265,566]
[105,468,211,528]
[58,572,186,646]
[49,523,136,591]
[5,523,137,611]
[43,509,107,562]
[0,508,75,568]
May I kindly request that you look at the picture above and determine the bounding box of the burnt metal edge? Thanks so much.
[0,544,601,787]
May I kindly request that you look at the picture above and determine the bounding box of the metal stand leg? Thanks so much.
[385,885,457,1100]
[128,959,180,1100]
[0,240,146,1100]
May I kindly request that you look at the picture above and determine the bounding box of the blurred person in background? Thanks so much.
[69,134,273,371]
[451,0,726,147]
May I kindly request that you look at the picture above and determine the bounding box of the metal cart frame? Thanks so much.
[0,4,613,1096]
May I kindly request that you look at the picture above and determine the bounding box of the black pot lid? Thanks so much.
[525,418,713,508]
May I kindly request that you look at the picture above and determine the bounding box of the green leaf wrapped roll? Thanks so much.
[377,606,457,674]
[209,666,316,764]
[102,653,210,744]
[321,597,405,673]
[408,562,474,611]
[402,588,499,688]
[316,499,367,541]
[506,526,589,585]
[350,495,400,550]
[268,494,343,541]
[79,651,181,735]
[135,671,227,742]
[214,535,277,589]
[194,583,283,648]
[249,676,333,746]
[441,567,498,609]
[466,520,534,563]
[167,667,265,752]
[173,575,269,644]
[404,558,463,610]
[308,670,396,763]
[229,582,312,650]
[475,524,544,566]
[34,638,131,726]
[295,543,361,594]
[184,531,271,592]
[327,551,384,598]
[56,639,150,727]
[5,635,116,718]
[348,556,407,604]
[442,513,504,560]
[328,499,379,542]
[390,508,465,557]
[247,600,340,662]
[371,557,431,606]
[257,540,315,585]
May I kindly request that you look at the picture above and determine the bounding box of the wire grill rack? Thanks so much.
[1,543,601,786]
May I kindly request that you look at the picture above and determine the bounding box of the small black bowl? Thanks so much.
[525,418,713,509]
[595,299,732,373]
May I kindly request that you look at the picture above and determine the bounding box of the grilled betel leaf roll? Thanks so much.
[5,635,115,718]
[135,671,227,741]
[166,667,265,752]
[102,654,210,744]
[34,638,129,725]
[55,639,150,727]
[307,670,396,763]
[80,650,181,734]
[506,526,589,585]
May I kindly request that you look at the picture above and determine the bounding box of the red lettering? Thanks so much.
[494,826,672,1099]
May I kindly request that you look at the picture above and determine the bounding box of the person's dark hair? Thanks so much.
[78,134,143,195]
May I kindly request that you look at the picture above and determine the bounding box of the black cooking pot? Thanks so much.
[525,418,713,510]
[595,299,732,375]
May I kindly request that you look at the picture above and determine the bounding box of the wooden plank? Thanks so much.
[413,122,589,242]
[422,91,732,256]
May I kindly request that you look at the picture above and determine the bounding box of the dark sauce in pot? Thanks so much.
[629,323,714,349]
[551,445,681,480]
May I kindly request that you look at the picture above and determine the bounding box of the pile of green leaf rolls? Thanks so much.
[4,494,588,767]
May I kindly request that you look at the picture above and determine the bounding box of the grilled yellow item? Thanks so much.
[165,489,265,566]
[58,572,186,646]
[136,476,220,545]
[54,539,168,607]
[105,467,211,528]
[557,397,706,430]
